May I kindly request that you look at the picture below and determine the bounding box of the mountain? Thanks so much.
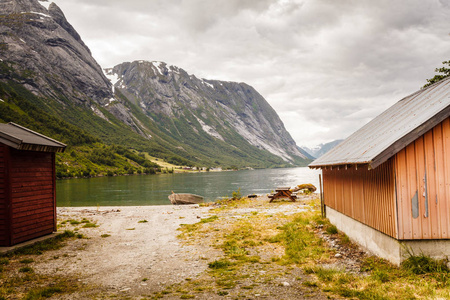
[297,146,315,160]
[105,61,308,165]
[0,0,311,173]
[303,139,344,159]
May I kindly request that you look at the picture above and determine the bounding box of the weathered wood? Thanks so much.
[12,224,54,244]
[12,184,53,193]
[11,180,53,188]
[12,214,54,230]
[269,188,296,202]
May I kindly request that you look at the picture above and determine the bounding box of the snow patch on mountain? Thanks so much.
[153,61,165,75]
[103,69,120,93]
[38,0,51,10]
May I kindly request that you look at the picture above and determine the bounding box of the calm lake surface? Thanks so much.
[56,167,322,207]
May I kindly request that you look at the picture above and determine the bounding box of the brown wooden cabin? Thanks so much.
[309,77,450,264]
[0,122,66,247]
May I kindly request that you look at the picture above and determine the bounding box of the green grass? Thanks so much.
[19,266,34,273]
[208,259,234,269]
[2,231,77,256]
[178,215,219,237]
[138,220,148,223]
[0,230,83,299]
[82,222,98,228]
[274,213,329,265]
[172,196,450,299]
[23,285,64,300]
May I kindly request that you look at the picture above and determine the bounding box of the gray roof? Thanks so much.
[0,122,66,153]
[310,77,450,169]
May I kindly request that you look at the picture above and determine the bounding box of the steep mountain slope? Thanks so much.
[0,0,111,104]
[0,0,311,169]
[105,61,308,165]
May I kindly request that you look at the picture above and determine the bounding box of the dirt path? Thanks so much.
[40,205,216,298]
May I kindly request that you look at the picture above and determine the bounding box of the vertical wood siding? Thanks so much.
[395,117,450,240]
[9,149,55,245]
[0,145,7,245]
[323,161,397,238]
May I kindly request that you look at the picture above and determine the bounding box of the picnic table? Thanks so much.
[268,187,297,202]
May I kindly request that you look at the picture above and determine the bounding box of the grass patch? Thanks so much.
[82,222,98,228]
[208,259,233,269]
[0,258,9,265]
[0,232,84,299]
[23,283,68,300]
[138,219,148,223]
[274,213,329,265]
[401,251,449,275]
[2,231,78,256]
[178,215,219,237]
[325,224,338,235]
[19,266,34,273]
[19,258,34,264]
[100,234,111,238]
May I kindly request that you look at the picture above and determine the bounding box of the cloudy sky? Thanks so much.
[51,0,450,148]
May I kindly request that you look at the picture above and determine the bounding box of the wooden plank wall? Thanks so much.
[395,117,450,240]
[0,145,8,246]
[323,160,397,238]
[9,149,55,245]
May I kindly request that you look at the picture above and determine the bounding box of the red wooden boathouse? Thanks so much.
[0,122,66,247]
[310,77,450,264]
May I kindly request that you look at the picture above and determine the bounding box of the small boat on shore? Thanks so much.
[169,192,204,205]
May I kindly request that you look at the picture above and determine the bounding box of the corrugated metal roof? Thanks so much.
[310,77,450,169]
[0,122,66,152]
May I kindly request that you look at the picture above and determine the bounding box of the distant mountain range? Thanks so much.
[0,0,311,174]
[302,140,344,159]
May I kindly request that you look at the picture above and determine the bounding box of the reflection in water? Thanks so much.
[56,167,322,207]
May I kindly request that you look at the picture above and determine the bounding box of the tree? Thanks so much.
[423,60,450,88]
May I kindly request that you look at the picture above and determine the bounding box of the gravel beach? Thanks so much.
[48,205,216,297]
[5,196,335,299]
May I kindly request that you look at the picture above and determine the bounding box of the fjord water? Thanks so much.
[56,167,322,207]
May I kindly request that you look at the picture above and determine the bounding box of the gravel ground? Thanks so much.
[42,205,216,298]
[25,195,354,299]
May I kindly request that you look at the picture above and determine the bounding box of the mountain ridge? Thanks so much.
[0,0,311,172]
[303,139,344,159]
[105,60,307,163]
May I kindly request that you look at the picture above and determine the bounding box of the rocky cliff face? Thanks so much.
[0,0,111,104]
[105,61,307,162]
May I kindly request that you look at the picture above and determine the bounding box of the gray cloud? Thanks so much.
[52,0,450,148]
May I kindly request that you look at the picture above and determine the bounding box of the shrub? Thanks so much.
[232,188,242,200]
[401,253,449,275]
